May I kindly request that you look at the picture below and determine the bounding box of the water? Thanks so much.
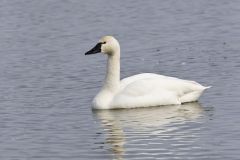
[0,0,240,159]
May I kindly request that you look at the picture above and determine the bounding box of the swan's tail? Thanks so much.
[204,86,212,89]
[181,85,211,103]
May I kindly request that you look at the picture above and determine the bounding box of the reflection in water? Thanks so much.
[93,103,204,159]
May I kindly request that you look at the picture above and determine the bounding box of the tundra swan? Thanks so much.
[85,36,210,109]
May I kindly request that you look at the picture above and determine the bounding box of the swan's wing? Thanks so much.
[120,73,206,92]
[112,79,180,108]
[120,73,163,89]
[110,73,208,108]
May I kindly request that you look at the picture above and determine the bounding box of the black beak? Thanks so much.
[85,42,102,55]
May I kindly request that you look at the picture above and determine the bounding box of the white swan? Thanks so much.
[85,36,210,109]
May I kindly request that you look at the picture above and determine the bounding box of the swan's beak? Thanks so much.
[85,43,102,55]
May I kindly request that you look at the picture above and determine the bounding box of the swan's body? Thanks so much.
[85,36,210,109]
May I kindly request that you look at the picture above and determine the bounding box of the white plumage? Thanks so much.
[85,36,210,109]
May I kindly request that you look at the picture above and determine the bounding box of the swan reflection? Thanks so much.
[93,102,204,159]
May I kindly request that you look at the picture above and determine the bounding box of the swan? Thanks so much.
[85,36,210,109]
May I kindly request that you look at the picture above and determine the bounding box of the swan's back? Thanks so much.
[110,73,208,108]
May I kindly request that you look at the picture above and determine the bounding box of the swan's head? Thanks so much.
[85,36,120,56]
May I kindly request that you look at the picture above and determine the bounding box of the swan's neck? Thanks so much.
[102,50,120,92]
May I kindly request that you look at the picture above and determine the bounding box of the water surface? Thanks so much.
[0,0,240,159]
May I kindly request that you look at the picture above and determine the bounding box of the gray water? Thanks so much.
[0,0,240,159]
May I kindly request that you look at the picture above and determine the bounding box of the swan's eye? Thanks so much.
[102,42,106,44]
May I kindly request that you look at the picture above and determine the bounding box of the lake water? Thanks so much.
[0,0,240,159]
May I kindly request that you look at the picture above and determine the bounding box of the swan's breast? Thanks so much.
[92,90,114,109]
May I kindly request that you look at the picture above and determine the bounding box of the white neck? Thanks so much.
[102,49,120,92]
